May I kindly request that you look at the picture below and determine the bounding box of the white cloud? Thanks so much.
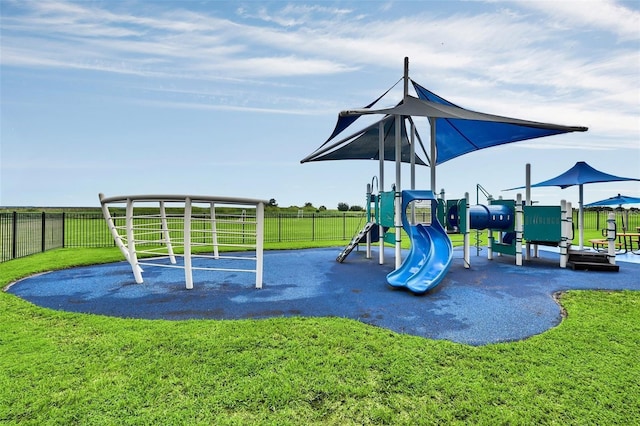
[1,1,638,207]
[516,0,640,41]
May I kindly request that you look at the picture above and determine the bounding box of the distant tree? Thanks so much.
[319,205,327,211]
[337,202,349,211]
[268,199,278,207]
[349,205,364,212]
[304,202,314,208]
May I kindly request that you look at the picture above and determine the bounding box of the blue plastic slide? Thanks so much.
[387,191,453,294]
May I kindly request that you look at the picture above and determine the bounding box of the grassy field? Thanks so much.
[1,245,639,424]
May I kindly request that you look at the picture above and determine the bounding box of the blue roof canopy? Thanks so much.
[503,161,639,250]
[301,79,588,166]
[300,114,429,165]
[411,82,587,164]
[504,161,640,190]
[585,194,640,207]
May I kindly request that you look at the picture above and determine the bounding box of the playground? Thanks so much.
[7,246,640,346]
[8,57,639,346]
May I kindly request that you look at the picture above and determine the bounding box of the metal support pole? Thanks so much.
[126,198,143,284]
[515,193,523,266]
[210,202,219,259]
[464,192,470,268]
[394,114,402,269]
[366,183,372,259]
[159,201,176,264]
[607,212,616,265]
[255,202,265,289]
[184,197,193,289]
[559,200,569,268]
[379,120,385,265]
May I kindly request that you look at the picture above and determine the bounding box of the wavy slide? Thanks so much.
[386,191,453,294]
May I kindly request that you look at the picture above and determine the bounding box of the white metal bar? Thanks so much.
[394,114,402,269]
[159,201,176,264]
[366,183,372,260]
[99,193,269,206]
[515,193,523,266]
[255,202,265,289]
[210,202,220,259]
[378,120,385,265]
[559,200,569,268]
[126,198,143,283]
[99,193,130,262]
[578,184,584,250]
[464,192,470,268]
[607,212,616,265]
[100,193,267,290]
[184,197,193,289]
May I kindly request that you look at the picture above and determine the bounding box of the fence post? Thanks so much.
[41,212,46,253]
[12,211,17,260]
[312,213,315,241]
[62,212,66,248]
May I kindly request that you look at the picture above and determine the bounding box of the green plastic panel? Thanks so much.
[457,200,467,233]
[492,241,517,255]
[380,191,396,228]
[384,231,397,245]
[523,205,562,242]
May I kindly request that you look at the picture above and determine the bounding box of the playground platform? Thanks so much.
[6,247,640,346]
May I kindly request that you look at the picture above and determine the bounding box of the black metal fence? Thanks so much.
[1,209,638,263]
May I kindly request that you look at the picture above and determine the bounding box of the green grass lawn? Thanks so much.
[1,246,639,424]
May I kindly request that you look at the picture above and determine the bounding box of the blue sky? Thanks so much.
[1,0,638,209]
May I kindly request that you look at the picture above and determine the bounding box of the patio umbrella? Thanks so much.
[504,161,640,250]
[586,194,640,232]
[585,194,640,207]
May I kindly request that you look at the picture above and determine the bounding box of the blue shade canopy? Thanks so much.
[503,161,640,250]
[301,114,429,165]
[411,82,588,164]
[302,80,588,166]
[585,194,640,207]
[504,161,640,190]
[322,78,401,144]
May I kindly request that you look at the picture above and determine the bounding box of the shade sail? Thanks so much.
[503,161,640,250]
[302,79,587,166]
[411,82,588,164]
[322,78,401,144]
[585,194,640,207]
[504,161,640,190]
[301,115,429,165]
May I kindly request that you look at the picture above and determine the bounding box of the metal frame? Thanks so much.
[99,193,268,289]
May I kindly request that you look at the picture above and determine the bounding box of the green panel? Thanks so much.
[457,200,468,233]
[524,205,561,242]
[384,231,397,245]
[492,242,517,255]
[445,199,461,232]
[380,191,396,228]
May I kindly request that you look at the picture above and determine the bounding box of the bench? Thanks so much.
[588,239,623,251]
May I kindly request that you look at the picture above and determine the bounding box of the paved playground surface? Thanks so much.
[7,247,640,346]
